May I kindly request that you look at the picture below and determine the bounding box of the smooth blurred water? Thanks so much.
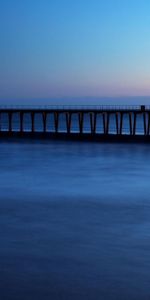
[0,139,150,300]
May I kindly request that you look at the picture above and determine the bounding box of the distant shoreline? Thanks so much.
[0,131,150,143]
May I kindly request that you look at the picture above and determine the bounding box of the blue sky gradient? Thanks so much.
[1,0,150,100]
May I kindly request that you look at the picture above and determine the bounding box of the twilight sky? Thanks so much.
[0,0,150,101]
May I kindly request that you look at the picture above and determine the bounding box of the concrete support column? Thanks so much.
[105,113,110,134]
[103,113,106,134]
[8,112,12,132]
[129,113,132,135]
[54,112,59,133]
[31,112,35,132]
[115,113,119,134]
[119,113,123,135]
[93,113,97,134]
[78,112,84,134]
[66,113,72,133]
[20,112,24,132]
[143,113,147,135]
[147,113,150,135]
[42,112,47,132]
[133,113,137,135]
[90,113,94,134]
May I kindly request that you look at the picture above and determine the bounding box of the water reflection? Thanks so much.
[0,140,150,299]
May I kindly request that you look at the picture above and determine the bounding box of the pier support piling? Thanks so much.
[147,113,150,135]
[66,113,72,133]
[143,113,147,135]
[90,113,94,134]
[120,113,123,135]
[133,113,137,135]
[54,112,59,133]
[42,112,47,132]
[129,113,132,135]
[115,113,119,134]
[93,113,97,134]
[78,113,84,134]
[103,113,106,134]
[20,113,24,132]
[31,112,35,133]
[106,113,110,134]
[8,112,12,133]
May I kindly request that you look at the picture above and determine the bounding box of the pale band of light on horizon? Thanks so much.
[0,0,150,100]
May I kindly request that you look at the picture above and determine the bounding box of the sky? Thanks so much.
[0,0,150,102]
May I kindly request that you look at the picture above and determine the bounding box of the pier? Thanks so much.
[1,105,150,142]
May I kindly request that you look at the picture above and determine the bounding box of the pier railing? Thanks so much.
[0,105,149,111]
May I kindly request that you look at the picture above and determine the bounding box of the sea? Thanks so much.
[0,97,150,300]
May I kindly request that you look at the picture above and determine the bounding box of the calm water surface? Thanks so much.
[0,139,150,300]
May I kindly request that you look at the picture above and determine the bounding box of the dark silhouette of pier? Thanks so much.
[1,105,150,142]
